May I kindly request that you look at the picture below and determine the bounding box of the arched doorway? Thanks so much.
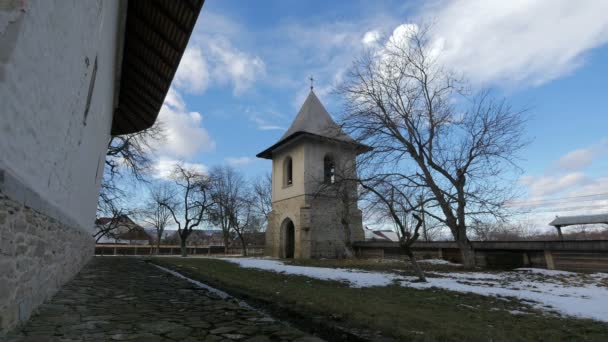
[282,218,295,258]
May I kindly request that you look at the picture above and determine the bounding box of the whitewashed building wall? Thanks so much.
[0,0,125,331]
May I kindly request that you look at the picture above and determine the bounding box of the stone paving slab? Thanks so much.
[4,257,322,342]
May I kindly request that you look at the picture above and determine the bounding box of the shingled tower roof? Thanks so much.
[257,90,370,159]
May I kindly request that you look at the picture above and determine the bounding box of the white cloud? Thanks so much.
[512,139,608,227]
[157,88,216,158]
[362,30,381,46]
[512,175,608,230]
[258,124,285,131]
[267,19,391,109]
[175,11,266,96]
[174,46,210,94]
[247,109,286,131]
[387,24,419,50]
[418,0,608,86]
[568,176,608,198]
[520,172,589,198]
[153,157,208,180]
[225,157,255,167]
[553,139,608,171]
[206,37,266,95]
[163,87,186,111]
[554,148,595,171]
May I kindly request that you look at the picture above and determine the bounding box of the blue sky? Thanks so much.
[152,0,608,229]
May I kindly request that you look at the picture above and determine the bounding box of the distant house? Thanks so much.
[163,230,226,246]
[238,232,266,246]
[162,230,266,247]
[191,230,226,246]
[95,215,152,245]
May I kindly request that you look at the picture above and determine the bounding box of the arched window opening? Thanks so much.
[324,155,335,184]
[284,157,293,186]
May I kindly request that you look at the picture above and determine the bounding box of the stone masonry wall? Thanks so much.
[266,194,365,259]
[0,194,94,332]
[309,196,365,258]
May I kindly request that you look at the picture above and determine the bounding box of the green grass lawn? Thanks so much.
[285,257,467,274]
[151,257,608,341]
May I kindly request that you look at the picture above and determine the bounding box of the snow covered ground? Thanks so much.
[221,257,608,322]
[417,259,462,266]
[223,258,405,287]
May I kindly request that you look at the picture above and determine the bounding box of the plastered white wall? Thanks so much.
[271,138,359,203]
[0,0,123,232]
[271,142,306,202]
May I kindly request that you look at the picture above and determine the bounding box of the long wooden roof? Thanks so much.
[112,0,205,135]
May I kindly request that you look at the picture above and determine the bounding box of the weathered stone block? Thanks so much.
[0,193,94,332]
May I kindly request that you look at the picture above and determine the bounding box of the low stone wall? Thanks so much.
[0,194,94,332]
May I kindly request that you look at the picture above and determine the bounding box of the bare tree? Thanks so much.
[338,25,528,268]
[98,123,165,217]
[227,195,258,256]
[360,179,427,281]
[470,218,538,241]
[159,164,213,257]
[104,123,164,182]
[371,192,442,242]
[252,173,272,229]
[142,184,175,254]
[209,166,241,253]
[93,207,138,244]
[210,166,263,255]
[97,179,125,219]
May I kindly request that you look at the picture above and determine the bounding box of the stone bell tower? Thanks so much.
[256,90,370,258]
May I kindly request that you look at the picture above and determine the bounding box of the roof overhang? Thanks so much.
[256,131,372,159]
[111,0,205,135]
[549,213,608,227]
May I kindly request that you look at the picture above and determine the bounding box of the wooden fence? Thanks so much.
[96,240,608,272]
[354,240,608,272]
[94,244,265,257]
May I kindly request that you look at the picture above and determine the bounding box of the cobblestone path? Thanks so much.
[5,257,321,342]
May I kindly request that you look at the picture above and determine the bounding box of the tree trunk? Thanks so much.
[456,236,475,269]
[180,236,188,257]
[341,219,354,258]
[156,232,162,255]
[238,234,247,256]
[403,247,426,282]
[222,233,230,254]
[343,245,354,258]
[454,181,476,268]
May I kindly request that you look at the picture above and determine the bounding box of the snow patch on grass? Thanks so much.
[508,310,528,315]
[428,271,502,280]
[515,268,578,276]
[418,259,461,266]
[220,257,608,322]
[222,257,417,287]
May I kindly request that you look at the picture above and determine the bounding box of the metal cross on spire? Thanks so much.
[309,75,314,91]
